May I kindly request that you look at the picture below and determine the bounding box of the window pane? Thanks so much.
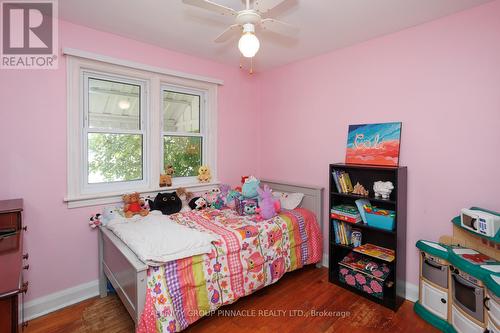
[163,91,200,133]
[88,78,141,131]
[88,133,143,183]
[164,136,202,177]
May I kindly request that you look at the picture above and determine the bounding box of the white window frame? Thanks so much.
[161,84,207,185]
[65,51,220,208]
[82,71,149,194]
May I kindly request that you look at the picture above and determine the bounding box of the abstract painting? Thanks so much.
[345,122,402,166]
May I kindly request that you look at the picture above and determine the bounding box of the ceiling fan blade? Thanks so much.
[182,0,237,17]
[215,24,241,43]
[260,18,299,36]
[254,0,285,14]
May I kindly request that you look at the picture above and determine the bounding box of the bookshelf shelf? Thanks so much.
[330,192,397,205]
[328,163,407,311]
[332,219,397,235]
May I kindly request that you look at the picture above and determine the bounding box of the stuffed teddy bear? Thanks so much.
[123,192,149,218]
[176,187,193,212]
[148,192,182,215]
[189,197,208,210]
[159,165,175,187]
[197,165,211,183]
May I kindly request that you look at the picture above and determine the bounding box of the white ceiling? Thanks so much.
[59,0,491,71]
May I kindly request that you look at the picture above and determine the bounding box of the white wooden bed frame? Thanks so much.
[98,179,324,327]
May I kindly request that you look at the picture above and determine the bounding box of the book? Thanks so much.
[333,220,339,243]
[332,204,360,215]
[343,173,354,193]
[331,204,362,223]
[353,243,395,262]
[355,199,371,224]
[331,213,361,224]
[332,171,341,192]
[339,252,391,281]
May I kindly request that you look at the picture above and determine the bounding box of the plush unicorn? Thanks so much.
[257,185,280,220]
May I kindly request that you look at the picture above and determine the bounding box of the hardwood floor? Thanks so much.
[25,266,437,333]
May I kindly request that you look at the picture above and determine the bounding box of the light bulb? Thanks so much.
[238,24,260,58]
[118,100,130,110]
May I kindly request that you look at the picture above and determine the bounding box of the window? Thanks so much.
[84,73,146,188]
[66,53,219,207]
[162,88,204,179]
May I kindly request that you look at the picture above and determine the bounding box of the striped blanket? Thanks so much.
[137,208,322,333]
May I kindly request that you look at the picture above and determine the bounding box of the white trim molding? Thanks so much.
[23,280,99,322]
[405,281,419,302]
[63,48,224,85]
[64,181,221,208]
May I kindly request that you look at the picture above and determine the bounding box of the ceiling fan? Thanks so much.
[182,0,299,59]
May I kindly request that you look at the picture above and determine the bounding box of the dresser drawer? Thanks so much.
[0,298,13,333]
[0,213,18,232]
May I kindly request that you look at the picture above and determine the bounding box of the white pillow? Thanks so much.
[272,191,304,210]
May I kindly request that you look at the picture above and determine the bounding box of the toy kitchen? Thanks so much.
[414,207,500,333]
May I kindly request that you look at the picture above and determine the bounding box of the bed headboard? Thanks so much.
[260,179,324,233]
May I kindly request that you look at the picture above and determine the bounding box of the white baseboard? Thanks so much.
[24,279,99,322]
[405,281,419,302]
[321,252,329,268]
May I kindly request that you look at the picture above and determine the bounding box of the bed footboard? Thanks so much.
[98,227,148,325]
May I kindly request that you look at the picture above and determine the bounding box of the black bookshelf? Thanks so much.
[328,163,407,311]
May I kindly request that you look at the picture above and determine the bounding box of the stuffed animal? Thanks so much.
[176,187,193,212]
[203,188,220,207]
[243,200,258,215]
[225,190,240,209]
[123,192,149,218]
[101,206,120,224]
[89,206,121,229]
[189,197,208,210]
[219,184,231,202]
[197,165,211,183]
[257,185,280,220]
[235,198,258,216]
[242,176,260,199]
[235,176,249,192]
[148,192,182,215]
[373,181,394,199]
[89,214,101,229]
[159,165,175,187]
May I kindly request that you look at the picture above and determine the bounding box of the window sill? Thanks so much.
[64,181,221,208]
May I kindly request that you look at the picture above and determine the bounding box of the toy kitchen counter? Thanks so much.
[414,207,500,333]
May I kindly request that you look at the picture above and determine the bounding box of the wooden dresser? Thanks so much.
[0,199,28,332]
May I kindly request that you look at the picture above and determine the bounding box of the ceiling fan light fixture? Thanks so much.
[238,23,260,58]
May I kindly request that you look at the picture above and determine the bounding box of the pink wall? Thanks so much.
[258,0,500,285]
[0,20,261,301]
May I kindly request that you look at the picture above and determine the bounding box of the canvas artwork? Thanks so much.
[345,122,402,166]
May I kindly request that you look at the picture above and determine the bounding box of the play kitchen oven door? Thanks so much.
[451,268,484,323]
[421,252,448,288]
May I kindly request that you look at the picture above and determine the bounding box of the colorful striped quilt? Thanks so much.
[137,208,322,333]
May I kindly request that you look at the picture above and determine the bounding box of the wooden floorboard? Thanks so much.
[25,266,437,333]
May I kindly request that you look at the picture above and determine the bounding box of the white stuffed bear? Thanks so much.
[373,181,394,199]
